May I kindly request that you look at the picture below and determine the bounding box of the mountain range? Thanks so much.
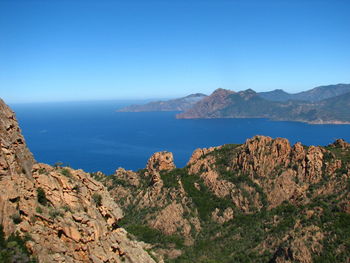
[259,84,350,102]
[177,88,350,124]
[118,83,350,124]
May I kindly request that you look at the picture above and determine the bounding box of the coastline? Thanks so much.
[176,114,350,125]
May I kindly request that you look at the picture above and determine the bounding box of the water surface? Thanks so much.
[11,101,350,174]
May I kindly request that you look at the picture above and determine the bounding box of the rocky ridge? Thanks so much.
[103,136,350,262]
[0,99,155,262]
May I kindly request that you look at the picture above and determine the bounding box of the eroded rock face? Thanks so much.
[106,134,349,262]
[211,207,234,224]
[146,151,176,187]
[186,135,349,211]
[330,138,350,149]
[0,98,34,178]
[147,151,176,174]
[234,136,292,178]
[0,99,156,263]
[105,152,201,256]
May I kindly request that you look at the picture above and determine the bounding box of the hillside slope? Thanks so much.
[101,136,350,262]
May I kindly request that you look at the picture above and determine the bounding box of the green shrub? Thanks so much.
[60,168,72,178]
[36,187,48,206]
[181,172,233,221]
[92,193,102,206]
[49,209,63,219]
[53,161,63,168]
[125,224,184,249]
[72,184,80,193]
[62,205,72,213]
[160,168,186,188]
[38,168,46,175]
[11,214,22,224]
[0,224,37,262]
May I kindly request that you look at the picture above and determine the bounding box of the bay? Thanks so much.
[11,100,350,174]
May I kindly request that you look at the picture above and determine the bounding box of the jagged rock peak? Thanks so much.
[0,98,35,178]
[146,151,176,174]
[211,88,235,96]
[187,146,220,166]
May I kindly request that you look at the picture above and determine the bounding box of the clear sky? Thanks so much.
[1,0,350,103]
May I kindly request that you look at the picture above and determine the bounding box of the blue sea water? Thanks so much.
[10,100,350,174]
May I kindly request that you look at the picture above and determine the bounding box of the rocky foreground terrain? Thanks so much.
[100,138,350,262]
[1,98,350,262]
[0,99,156,263]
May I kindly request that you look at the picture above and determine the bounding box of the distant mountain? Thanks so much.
[117,93,207,112]
[301,91,350,123]
[177,88,350,124]
[259,84,350,102]
[258,89,293,101]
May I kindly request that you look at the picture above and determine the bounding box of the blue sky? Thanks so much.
[1,0,350,103]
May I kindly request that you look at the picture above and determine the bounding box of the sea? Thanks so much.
[10,100,350,174]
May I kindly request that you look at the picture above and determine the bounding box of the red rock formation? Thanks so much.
[0,99,156,263]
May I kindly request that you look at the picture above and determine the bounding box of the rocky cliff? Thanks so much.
[0,99,156,263]
[103,136,350,263]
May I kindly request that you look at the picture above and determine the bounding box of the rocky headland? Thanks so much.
[117,93,207,112]
[176,88,350,124]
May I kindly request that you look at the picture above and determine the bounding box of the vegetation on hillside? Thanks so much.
[0,225,37,263]
[104,140,350,262]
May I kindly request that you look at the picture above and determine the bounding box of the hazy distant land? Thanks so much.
[119,84,350,124]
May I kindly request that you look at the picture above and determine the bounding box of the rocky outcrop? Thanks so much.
[329,138,350,149]
[186,135,349,211]
[211,207,234,224]
[0,99,156,263]
[146,151,176,187]
[105,134,349,262]
[146,151,176,174]
[0,98,34,178]
[105,152,201,258]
